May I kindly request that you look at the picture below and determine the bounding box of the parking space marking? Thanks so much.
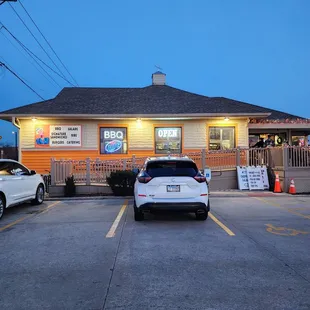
[106,200,128,238]
[0,201,61,232]
[37,201,61,216]
[265,224,309,236]
[0,214,33,232]
[255,197,310,220]
[209,212,235,236]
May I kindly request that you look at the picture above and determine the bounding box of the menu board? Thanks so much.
[35,125,82,147]
[261,166,270,190]
[237,166,249,190]
[246,167,264,190]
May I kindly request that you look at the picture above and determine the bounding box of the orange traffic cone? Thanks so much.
[289,179,296,195]
[274,173,282,193]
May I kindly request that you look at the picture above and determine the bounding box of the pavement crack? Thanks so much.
[101,204,129,310]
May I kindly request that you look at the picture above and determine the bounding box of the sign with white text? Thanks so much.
[100,127,127,154]
[246,166,264,191]
[35,125,81,147]
[237,166,249,190]
[261,166,270,190]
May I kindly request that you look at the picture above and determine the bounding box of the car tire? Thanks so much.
[32,185,45,205]
[196,210,208,221]
[134,201,144,221]
[0,195,5,220]
[134,210,144,221]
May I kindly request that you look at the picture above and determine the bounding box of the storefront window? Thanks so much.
[209,127,235,150]
[100,127,128,154]
[292,136,305,147]
[155,127,182,154]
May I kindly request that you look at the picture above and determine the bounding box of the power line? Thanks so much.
[8,2,68,81]
[19,0,79,86]
[0,26,62,88]
[0,24,75,86]
[0,54,39,88]
[0,61,45,100]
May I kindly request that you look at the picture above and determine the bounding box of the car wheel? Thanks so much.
[134,209,144,221]
[0,195,5,220]
[134,201,144,221]
[196,209,208,221]
[32,185,45,205]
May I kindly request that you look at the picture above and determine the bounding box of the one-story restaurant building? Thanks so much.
[1,71,310,173]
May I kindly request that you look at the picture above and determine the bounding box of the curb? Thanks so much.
[45,193,307,201]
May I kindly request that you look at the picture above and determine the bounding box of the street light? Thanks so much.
[12,131,18,160]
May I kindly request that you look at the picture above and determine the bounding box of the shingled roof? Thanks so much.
[0,84,302,119]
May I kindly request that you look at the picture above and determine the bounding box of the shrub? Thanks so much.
[107,170,137,196]
[64,175,76,197]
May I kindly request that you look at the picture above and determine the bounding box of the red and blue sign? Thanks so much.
[105,140,123,153]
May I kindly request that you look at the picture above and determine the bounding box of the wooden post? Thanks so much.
[86,158,91,186]
[50,158,56,186]
[123,159,127,170]
[201,149,206,170]
[236,148,241,167]
[132,154,136,169]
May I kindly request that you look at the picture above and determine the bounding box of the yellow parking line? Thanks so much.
[106,200,128,238]
[38,201,61,215]
[0,201,61,232]
[209,212,235,236]
[0,214,33,232]
[255,197,310,220]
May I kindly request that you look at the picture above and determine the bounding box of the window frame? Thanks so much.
[208,125,236,150]
[154,126,183,154]
[99,126,128,155]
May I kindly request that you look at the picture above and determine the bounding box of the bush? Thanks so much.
[64,175,76,197]
[107,170,137,196]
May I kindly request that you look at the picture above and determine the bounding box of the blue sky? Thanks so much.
[0,0,309,144]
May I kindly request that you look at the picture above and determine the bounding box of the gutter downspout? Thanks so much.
[12,117,21,161]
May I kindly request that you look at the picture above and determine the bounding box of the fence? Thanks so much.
[286,147,310,168]
[50,148,275,186]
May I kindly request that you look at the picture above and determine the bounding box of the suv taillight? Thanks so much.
[194,173,206,183]
[138,172,152,184]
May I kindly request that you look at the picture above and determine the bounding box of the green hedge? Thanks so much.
[107,170,137,196]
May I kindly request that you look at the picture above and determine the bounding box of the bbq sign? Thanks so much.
[100,128,127,154]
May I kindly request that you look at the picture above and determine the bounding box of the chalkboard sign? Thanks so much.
[261,166,270,190]
[247,167,264,190]
[237,166,249,190]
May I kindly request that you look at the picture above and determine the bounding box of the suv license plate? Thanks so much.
[167,185,180,192]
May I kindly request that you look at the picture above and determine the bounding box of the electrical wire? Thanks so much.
[19,0,79,86]
[0,24,75,86]
[0,27,61,88]
[0,54,43,91]
[8,2,68,80]
[0,61,45,100]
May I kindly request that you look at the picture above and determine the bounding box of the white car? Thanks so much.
[134,156,210,221]
[0,159,45,220]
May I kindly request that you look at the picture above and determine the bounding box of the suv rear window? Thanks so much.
[146,160,198,177]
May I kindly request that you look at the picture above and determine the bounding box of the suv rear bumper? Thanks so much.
[138,202,210,213]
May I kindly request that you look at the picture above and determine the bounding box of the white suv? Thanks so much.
[134,156,209,221]
[0,160,45,220]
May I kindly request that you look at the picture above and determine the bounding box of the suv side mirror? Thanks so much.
[30,170,36,175]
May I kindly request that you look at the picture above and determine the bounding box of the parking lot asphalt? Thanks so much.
[0,196,310,310]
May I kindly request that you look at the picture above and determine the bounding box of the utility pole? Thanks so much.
[0,0,17,6]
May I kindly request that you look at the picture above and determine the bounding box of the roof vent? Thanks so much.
[152,71,166,85]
